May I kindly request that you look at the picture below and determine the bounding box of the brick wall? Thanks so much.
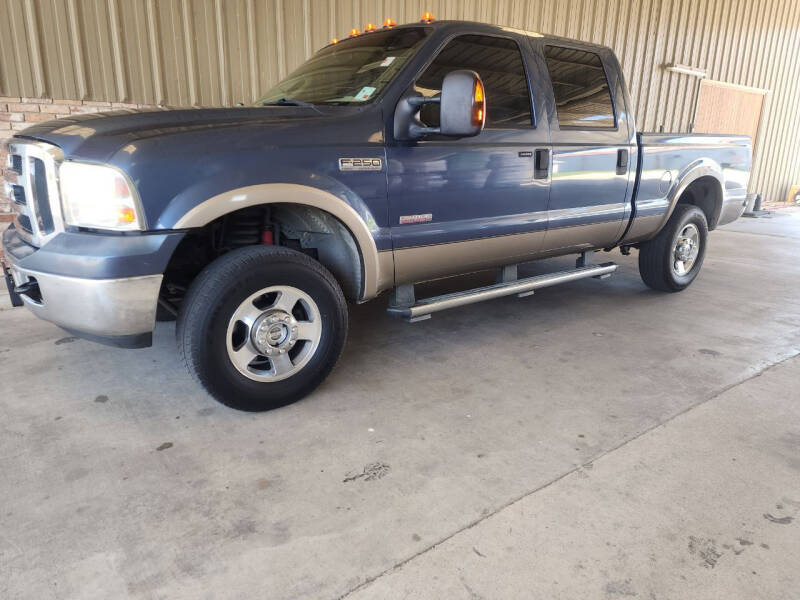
[0,97,153,222]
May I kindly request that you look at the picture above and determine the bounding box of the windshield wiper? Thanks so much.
[261,98,323,113]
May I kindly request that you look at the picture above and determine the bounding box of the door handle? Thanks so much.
[616,149,629,175]
[534,149,550,179]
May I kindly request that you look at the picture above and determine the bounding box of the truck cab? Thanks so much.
[2,19,750,411]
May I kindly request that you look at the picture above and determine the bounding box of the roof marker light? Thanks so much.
[349,28,360,37]
[383,18,397,28]
[420,11,435,23]
[364,23,377,32]
[330,37,339,44]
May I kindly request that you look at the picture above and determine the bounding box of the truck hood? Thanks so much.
[14,105,387,231]
[15,106,340,162]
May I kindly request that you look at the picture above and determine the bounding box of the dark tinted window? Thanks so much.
[416,35,532,127]
[545,46,615,128]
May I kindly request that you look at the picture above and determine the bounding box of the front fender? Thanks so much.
[170,182,393,301]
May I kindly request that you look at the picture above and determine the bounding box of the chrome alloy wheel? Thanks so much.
[672,223,701,276]
[226,285,322,382]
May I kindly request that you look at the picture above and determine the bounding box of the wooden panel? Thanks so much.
[694,79,767,146]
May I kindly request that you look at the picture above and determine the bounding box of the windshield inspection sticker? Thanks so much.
[380,56,396,67]
[354,86,376,101]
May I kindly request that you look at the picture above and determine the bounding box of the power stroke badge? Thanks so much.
[338,157,383,171]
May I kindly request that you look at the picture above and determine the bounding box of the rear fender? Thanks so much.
[659,159,724,232]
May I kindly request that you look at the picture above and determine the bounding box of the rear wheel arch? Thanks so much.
[667,165,724,230]
[675,175,723,230]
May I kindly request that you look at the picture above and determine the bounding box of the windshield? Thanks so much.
[256,27,430,106]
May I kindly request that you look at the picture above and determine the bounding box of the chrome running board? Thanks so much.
[387,262,618,322]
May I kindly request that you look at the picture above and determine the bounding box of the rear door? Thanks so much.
[387,32,551,284]
[537,42,634,254]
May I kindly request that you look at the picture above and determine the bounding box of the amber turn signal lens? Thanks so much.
[383,18,397,28]
[118,207,136,224]
[364,23,377,32]
[349,28,360,37]
[474,80,484,103]
[472,80,486,127]
[420,11,435,22]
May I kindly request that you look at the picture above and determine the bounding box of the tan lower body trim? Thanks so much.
[393,221,623,285]
[394,230,546,285]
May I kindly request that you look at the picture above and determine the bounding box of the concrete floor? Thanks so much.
[1,208,799,600]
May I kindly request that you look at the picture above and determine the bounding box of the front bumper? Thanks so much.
[2,225,182,348]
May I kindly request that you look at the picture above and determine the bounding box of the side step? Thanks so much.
[388,262,618,321]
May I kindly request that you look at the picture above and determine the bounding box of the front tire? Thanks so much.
[638,204,708,292]
[177,246,348,412]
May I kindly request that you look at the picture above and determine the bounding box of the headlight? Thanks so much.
[59,162,145,231]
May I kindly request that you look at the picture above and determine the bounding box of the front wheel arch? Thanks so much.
[171,183,389,300]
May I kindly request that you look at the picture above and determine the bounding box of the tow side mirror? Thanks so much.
[394,70,486,140]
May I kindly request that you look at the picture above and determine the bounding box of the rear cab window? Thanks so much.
[544,45,616,129]
[415,34,534,128]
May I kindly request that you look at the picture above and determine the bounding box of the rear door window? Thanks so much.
[544,45,615,129]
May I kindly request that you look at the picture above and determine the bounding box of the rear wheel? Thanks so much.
[177,245,348,411]
[638,204,708,292]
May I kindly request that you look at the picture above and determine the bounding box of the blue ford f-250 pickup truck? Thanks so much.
[2,18,750,411]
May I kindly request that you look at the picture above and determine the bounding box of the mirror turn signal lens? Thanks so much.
[474,80,484,103]
[472,80,486,127]
[420,11,435,22]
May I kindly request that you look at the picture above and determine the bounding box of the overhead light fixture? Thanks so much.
[665,63,707,78]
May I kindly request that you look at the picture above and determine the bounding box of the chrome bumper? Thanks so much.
[4,251,161,347]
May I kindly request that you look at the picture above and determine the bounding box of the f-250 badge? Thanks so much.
[339,157,383,171]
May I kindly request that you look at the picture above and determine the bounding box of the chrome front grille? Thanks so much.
[6,141,65,247]
[10,183,26,205]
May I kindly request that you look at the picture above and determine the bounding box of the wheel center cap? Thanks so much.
[676,239,693,261]
[252,311,299,355]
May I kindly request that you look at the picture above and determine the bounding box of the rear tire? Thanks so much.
[177,246,348,412]
[638,204,708,292]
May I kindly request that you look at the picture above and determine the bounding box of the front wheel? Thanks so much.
[177,246,348,411]
[638,204,708,292]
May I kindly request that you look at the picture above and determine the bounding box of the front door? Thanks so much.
[387,32,551,284]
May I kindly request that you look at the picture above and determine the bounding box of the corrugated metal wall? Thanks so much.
[1,0,799,202]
